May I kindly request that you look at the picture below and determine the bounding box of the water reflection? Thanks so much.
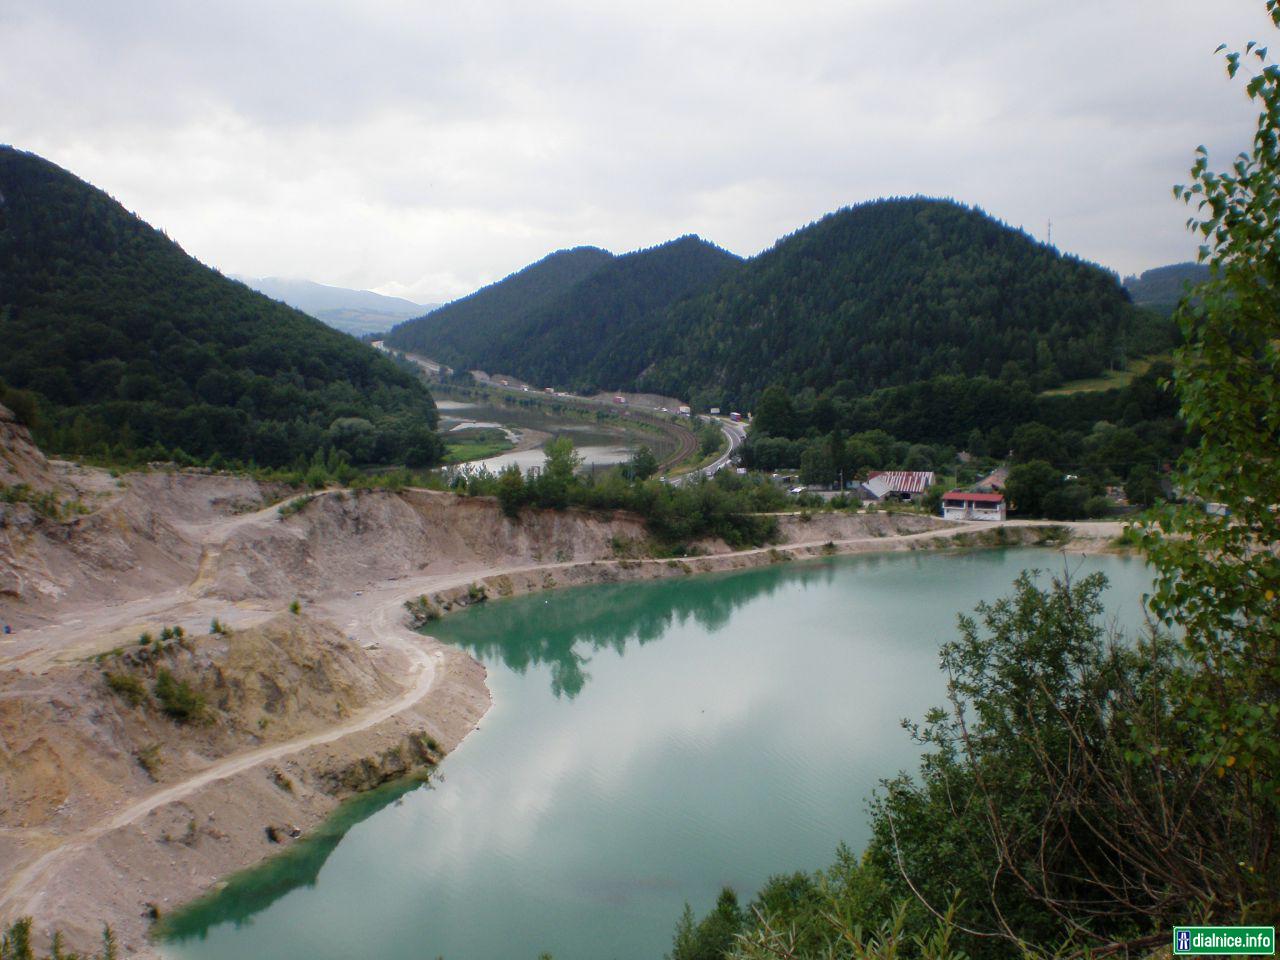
[159,549,1152,960]
[160,776,432,942]
[432,561,839,698]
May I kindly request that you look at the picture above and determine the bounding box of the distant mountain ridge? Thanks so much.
[447,236,743,391]
[1123,261,1210,315]
[0,146,443,467]
[232,275,437,336]
[385,246,616,371]
[389,198,1161,408]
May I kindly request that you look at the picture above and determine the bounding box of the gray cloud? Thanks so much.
[2,0,1273,301]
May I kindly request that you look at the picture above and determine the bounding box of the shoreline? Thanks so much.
[153,516,1129,953]
[0,489,1128,957]
[149,517,1124,954]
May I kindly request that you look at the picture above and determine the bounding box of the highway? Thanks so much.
[701,417,746,477]
[664,416,746,485]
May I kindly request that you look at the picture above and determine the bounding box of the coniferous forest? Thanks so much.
[0,147,444,468]
[384,245,616,372]
[385,236,743,392]
[639,198,1174,407]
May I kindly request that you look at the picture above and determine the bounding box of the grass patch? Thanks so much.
[1040,355,1164,396]
[443,427,515,464]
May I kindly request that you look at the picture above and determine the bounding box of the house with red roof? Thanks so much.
[941,490,1007,522]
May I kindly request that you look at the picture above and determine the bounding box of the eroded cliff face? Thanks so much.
[0,615,403,833]
[196,488,652,602]
[0,452,659,955]
[0,466,269,618]
[1,453,654,626]
[0,403,55,491]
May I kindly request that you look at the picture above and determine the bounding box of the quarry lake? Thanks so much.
[161,547,1153,960]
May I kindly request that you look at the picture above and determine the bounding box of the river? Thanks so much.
[435,397,648,471]
[161,547,1153,960]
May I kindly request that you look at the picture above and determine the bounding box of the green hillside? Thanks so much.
[638,198,1165,408]
[391,198,1168,410]
[0,147,442,467]
[384,246,614,371]
[468,235,743,391]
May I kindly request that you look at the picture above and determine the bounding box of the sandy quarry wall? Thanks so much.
[197,489,652,602]
[773,510,949,544]
[0,616,402,835]
[0,469,281,618]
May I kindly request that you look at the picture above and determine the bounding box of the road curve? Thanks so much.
[701,417,746,477]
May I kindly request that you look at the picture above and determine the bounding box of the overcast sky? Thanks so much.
[2,1,1275,303]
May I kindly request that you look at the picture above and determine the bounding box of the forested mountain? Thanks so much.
[637,198,1161,408]
[390,198,1164,409]
[384,246,614,370]
[0,147,443,467]
[453,236,742,391]
[233,275,436,336]
[1122,261,1211,314]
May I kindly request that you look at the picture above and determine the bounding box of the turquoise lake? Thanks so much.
[161,547,1153,960]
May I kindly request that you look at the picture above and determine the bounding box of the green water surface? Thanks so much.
[161,547,1153,960]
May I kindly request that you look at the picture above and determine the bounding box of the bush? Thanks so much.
[404,595,442,626]
[670,888,743,960]
[0,380,40,428]
[866,569,1252,954]
[104,671,147,707]
[1083,493,1114,517]
[136,744,163,778]
[153,669,205,723]
[277,494,315,518]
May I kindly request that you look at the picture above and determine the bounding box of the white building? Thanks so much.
[941,490,1007,521]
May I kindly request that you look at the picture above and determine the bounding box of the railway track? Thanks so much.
[653,415,698,473]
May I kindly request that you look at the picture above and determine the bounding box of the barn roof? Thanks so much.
[866,470,935,494]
